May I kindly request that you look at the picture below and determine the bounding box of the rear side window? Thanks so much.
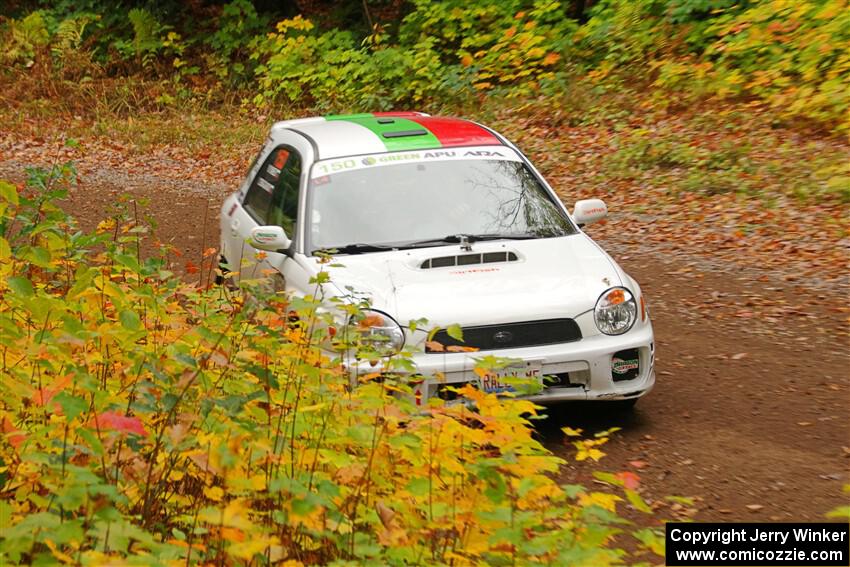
[243,146,302,235]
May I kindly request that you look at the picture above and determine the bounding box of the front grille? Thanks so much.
[426,319,582,352]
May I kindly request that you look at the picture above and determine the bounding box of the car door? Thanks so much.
[224,145,287,280]
[223,134,314,293]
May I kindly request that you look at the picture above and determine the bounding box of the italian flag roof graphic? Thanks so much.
[305,112,502,153]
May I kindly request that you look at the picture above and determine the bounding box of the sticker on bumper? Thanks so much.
[612,358,639,375]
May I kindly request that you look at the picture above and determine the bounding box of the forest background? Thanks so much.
[1,0,848,565]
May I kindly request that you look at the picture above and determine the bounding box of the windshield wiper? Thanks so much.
[402,233,539,248]
[315,233,541,255]
[315,243,399,255]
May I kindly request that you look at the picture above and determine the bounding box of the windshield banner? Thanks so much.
[310,145,522,179]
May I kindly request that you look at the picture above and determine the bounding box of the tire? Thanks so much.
[609,398,638,411]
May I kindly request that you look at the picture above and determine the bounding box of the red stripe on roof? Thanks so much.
[407,116,501,147]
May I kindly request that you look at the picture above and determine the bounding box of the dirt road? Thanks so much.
[1,156,848,524]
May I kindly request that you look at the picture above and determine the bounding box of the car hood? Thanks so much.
[315,234,623,328]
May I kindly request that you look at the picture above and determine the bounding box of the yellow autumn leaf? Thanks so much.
[204,485,224,501]
[249,474,266,490]
[44,539,75,564]
[579,492,622,512]
[576,447,605,461]
[228,535,279,560]
[0,237,10,261]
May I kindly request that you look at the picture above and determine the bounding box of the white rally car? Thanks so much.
[220,112,655,408]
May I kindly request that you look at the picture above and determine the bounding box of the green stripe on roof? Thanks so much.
[326,114,442,152]
[325,113,375,120]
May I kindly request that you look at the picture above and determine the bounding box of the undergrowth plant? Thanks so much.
[1,1,848,131]
[0,163,664,564]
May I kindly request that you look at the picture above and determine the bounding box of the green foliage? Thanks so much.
[251,17,464,110]
[653,0,850,130]
[250,1,573,109]
[1,0,847,130]
[576,0,671,67]
[0,11,51,66]
[50,12,97,58]
[400,0,575,94]
[206,0,269,82]
[0,166,662,564]
[113,8,166,66]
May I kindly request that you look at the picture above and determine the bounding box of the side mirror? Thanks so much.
[572,199,607,227]
[249,225,291,253]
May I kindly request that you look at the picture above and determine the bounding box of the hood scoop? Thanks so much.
[420,250,519,270]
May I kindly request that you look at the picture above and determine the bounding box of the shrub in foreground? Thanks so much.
[0,165,663,565]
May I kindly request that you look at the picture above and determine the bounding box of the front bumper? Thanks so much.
[352,322,655,405]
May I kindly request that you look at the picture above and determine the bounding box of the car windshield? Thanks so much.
[308,148,576,253]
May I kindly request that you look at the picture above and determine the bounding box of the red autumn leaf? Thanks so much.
[33,375,72,407]
[616,471,641,490]
[185,261,200,274]
[358,314,384,329]
[2,416,25,449]
[95,411,148,436]
[446,345,479,352]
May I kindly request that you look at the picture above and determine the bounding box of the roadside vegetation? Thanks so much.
[2,0,848,133]
[1,0,847,210]
[1,0,848,564]
[0,166,664,564]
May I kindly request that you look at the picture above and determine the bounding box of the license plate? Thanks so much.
[479,362,542,394]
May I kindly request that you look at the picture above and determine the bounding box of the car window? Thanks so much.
[308,152,575,251]
[243,146,302,235]
[268,151,301,235]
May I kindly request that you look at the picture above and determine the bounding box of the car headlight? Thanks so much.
[594,287,637,335]
[350,310,405,355]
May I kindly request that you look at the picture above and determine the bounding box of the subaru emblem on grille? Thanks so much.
[493,331,513,344]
